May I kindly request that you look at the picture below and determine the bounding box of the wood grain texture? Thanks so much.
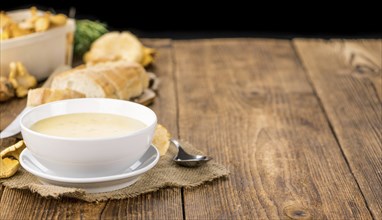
[98,39,183,220]
[0,98,26,131]
[294,39,382,219]
[143,39,178,135]
[0,185,4,201]
[1,38,380,219]
[0,137,18,151]
[0,188,107,219]
[0,39,183,220]
[100,188,182,219]
[173,39,373,219]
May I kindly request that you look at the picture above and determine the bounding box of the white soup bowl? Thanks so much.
[20,98,157,178]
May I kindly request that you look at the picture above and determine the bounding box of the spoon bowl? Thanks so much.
[170,139,211,167]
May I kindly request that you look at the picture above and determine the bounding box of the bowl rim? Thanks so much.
[20,98,157,141]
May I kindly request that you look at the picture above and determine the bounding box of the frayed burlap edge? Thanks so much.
[1,141,229,202]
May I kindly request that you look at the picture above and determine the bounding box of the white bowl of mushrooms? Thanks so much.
[0,8,75,81]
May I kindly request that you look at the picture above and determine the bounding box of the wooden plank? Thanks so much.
[0,39,183,219]
[0,188,107,219]
[0,137,18,151]
[0,98,26,131]
[99,39,183,219]
[343,41,382,100]
[0,185,3,201]
[101,189,183,219]
[0,188,182,220]
[142,39,178,134]
[294,39,382,219]
[173,39,372,219]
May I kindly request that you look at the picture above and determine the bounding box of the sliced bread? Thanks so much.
[27,88,85,107]
[51,61,149,100]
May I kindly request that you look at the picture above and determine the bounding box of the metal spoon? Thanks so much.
[170,138,212,167]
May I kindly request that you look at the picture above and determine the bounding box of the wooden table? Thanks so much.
[0,39,381,219]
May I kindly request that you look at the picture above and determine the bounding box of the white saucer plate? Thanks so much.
[20,145,159,193]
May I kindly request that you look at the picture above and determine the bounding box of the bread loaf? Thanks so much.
[27,88,85,107]
[51,61,149,100]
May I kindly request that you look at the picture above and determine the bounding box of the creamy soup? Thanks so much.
[30,113,146,138]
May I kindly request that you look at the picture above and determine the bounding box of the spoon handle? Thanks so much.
[170,138,190,156]
[170,138,181,149]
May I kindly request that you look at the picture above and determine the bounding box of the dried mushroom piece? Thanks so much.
[0,28,11,40]
[8,23,33,38]
[141,47,156,67]
[1,7,68,40]
[30,6,38,17]
[1,11,33,39]
[19,7,39,30]
[1,12,12,39]
[8,62,37,97]
[49,14,67,26]
[0,11,13,29]
[152,124,171,156]
[1,140,26,160]
[0,76,15,102]
[0,140,25,179]
[34,13,50,32]
[0,157,20,179]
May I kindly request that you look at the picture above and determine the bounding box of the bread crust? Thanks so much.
[51,61,149,100]
[27,88,85,107]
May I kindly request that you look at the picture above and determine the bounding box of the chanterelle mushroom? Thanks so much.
[1,140,26,160]
[152,124,171,156]
[0,140,25,179]
[0,76,15,102]
[0,158,20,179]
[8,62,37,97]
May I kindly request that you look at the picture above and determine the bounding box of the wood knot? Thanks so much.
[354,65,379,75]
[250,90,260,95]
[283,205,311,220]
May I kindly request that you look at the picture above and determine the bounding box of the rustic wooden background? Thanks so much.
[0,39,381,219]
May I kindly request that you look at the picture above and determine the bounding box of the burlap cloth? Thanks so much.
[0,141,229,202]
